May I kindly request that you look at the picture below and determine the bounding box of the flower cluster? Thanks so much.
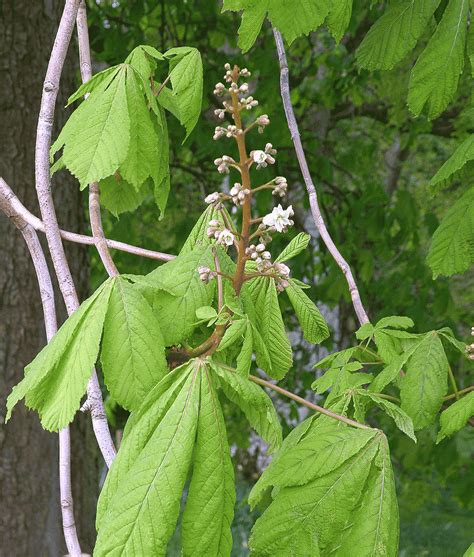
[273,176,288,197]
[206,219,235,247]
[198,266,217,284]
[213,155,235,174]
[467,327,474,361]
[229,183,250,206]
[250,143,276,169]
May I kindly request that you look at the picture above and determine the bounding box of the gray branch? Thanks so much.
[273,29,369,326]
[0,177,82,557]
[33,0,116,467]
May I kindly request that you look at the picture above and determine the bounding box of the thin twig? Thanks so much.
[33,0,116,467]
[273,29,369,326]
[443,385,474,402]
[0,179,82,556]
[249,375,370,429]
[76,2,119,277]
[0,178,174,262]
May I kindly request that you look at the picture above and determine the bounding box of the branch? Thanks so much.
[249,375,370,430]
[33,0,116,468]
[0,177,82,556]
[77,1,119,278]
[0,179,174,262]
[273,29,369,327]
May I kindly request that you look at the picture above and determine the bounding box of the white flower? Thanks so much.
[204,192,220,205]
[262,204,294,233]
[252,150,267,164]
[217,229,235,246]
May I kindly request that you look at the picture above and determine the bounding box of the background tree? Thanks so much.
[0,2,98,553]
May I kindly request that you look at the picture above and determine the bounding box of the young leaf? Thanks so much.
[275,232,310,262]
[99,175,149,217]
[400,332,448,429]
[236,320,254,376]
[66,65,121,106]
[427,186,474,278]
[437,391,474,442]
[211,362,282,452]
[146,246,215,345]
[165,47,203,139]
[246,277,293,379]
[430,136,474,189]
[6,278,114,431]
[125,45,164,81]
[95,361,201,556]
[182,370,235,556]
[152,107,171,216]
[180,205,226,254]
[217,318,247,352]
[356,0,440,70]
[101,277,168,412]
[358,391,417,442]
[408,0,469,119]
[249,426,398,556]
[285,279,330,344]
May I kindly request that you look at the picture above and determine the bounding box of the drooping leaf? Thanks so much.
[326,0,353,43]
[275,232,311,262]
[245,277,293,379]
[182,370,235,556]
[285,279,330,344]
[95,361,201,556]
[125,45,164,81]
[249,423,398,557]
[211,362,282,452]
[99,174,149,217]
[236,320,254,376]
[437,391,474,442]
[408,0,469,119]
[6,278,114,431]
[427,186,474,278]
[165,47,203,139]
[101,277,168,412]
[66,65,121,106]
[356,0,441,70]
[400,332,449,429]
[430,136,474,189]
[146,246,215,345]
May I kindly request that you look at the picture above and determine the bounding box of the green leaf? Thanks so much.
[165,47,203,139]
[356,0,441,70]
[6,278,114,431]
[66,65,121,106]
[146,246,215,345]
[95,360,201,556]
[236,321,254,376]
[358,391,417,442]
[152,107,171,216]
[180,205,227,255]
[182,370,235,556]
[125,45,164,80]
[223,0,329,52]
[437,391,474,442]
[246,277,293,379]
[401,332,449,429]
[430,136,474,189]
[275,232,311,262]
[326,0,353,43]
[286,279,330,344]
[249,425,398,557]
[217,319,247,352]
[57,65,131,188]
[99,175,149,217]
[408,0,469,119]
[195,305,218,322]
[211,362,282,452]
[100,277,168,412]
[427,186,474,278]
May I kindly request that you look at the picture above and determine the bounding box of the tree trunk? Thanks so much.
[0,1,99,554]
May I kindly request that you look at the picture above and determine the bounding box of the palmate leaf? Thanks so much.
[356,0,440,71]
[245,277,293,379]
[408,0,469,119]
[6,278,115,431]
[101,276,168,412]
[249,421,399,557]
[211,362,282,452]
[146,246,215,346]
[427,186,474,278]
[285,279,330,344]
[95,361,202,556]
[437,391,474,442]
[165,47,203,139]
[223,0,330,52]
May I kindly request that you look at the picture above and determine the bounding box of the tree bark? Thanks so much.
[0,1,98,554]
